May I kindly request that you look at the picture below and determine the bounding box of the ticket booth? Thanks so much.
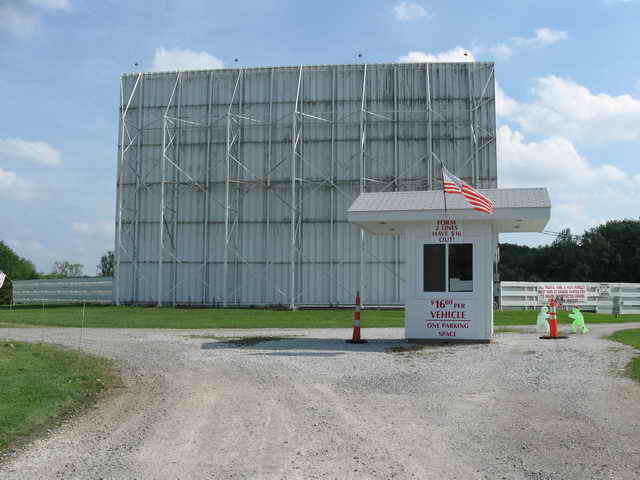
[347,188,551,342]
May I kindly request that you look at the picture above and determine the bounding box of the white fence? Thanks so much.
[11,277,113,305]
[499,282,640,315]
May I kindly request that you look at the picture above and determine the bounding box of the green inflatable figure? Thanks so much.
[536,306,550,335]
[568,307,589,334]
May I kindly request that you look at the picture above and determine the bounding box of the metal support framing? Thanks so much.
[359,64,367,305]
[130,76,145,303]
[468,64,477,186]
[394,65,401,303]
[202,71,214,304]
[157,73,209,306]
[157,74,180,306]
[263,69,274,304]
[115,63,497,307]
[224,70,243,307]
[426,64,434,190]
[290,66,303,309]
[457,63,496,187]
[115,72,143,305]
[330,67,336,306]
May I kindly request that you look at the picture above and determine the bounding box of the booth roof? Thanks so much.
[347,188,551,234]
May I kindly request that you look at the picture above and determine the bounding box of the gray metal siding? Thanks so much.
[116,62,497,306]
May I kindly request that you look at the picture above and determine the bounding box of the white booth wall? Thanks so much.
[404,223,497,341]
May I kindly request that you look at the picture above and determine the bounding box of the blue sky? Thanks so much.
[1,0,639,275]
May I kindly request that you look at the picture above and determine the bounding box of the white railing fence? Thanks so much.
[10,277,113,305]
[498,282,640,315]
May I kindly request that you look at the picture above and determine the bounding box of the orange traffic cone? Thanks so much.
[540,297,568,340]
[346,291,367,344]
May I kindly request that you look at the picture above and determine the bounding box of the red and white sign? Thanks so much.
[431,218,463,244]
[537,284,587,304]
[425,298,470,338]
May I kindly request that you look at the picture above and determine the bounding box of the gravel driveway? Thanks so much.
[1,323,639,480]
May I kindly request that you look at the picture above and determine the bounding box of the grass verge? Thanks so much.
[1,305,638,329]
[494,309,640,326]
[0,341,116,452]
[607,328,640,382]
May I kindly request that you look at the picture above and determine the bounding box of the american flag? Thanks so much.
[442,166,494,214]
[0,271,5,289]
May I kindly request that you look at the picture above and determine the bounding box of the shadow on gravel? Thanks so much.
[201,337,448,354]
[249,351,345,357]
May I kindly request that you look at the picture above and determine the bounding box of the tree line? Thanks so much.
[499,219,640,283]
[0,242,114,281]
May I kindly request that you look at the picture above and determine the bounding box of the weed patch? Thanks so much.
[607,329,640,383]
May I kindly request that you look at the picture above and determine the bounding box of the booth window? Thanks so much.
[423,243,473,292]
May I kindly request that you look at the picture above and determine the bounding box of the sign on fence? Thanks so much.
[537,284,587,304]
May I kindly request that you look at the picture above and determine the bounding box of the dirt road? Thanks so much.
[1,324,639,479]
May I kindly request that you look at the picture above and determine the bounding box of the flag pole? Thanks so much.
[441,161,448,216]
[433,153,447,216]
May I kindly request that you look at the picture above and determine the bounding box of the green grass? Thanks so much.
[0,305,638,330]
[607,328,640,382]
[0,305,405,329]
[494,309,640,326]
[0,341,116,451]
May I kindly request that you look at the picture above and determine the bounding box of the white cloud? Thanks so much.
[471,41,515,61]
[484,43,514,60]
[0,168,35,200]
[72,220,115,237]
[400,26,566,64]
[473,27,567,60]
[0,0,70,38]
[29,0,71,10]
[501,76,640,144]
[495,83,520,117]
[398,47,474,63]
[394,2,429,21]
[151,48,225,72]
[512,28,568,48]
[0,4,38,37]
[498,125,640,235]
[0,138,62,166]
[497,125,636,187]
